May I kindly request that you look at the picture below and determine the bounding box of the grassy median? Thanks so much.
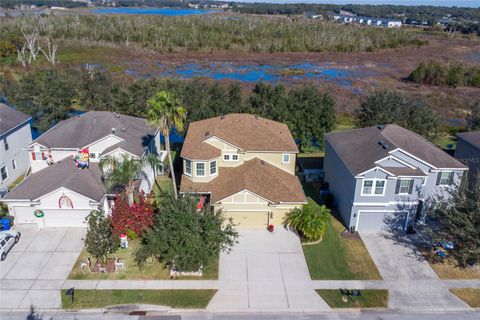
[316,289,388,308]
[61,289,217,309]
[450,288,480,307]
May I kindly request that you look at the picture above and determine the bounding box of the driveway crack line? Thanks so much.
[278,253,290,309]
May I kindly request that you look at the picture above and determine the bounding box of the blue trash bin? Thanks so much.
[0,217,11,230]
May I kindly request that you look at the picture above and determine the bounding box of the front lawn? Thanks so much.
[68,240,218,280]
[419,247,480,279]
[450,288,480,307]
[61,289,217,309]
[302,183,381,280]
[316,289,388,308]
[153,175,173,195]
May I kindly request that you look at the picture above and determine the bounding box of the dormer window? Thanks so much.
[282,154,290,164]
[224,154,238,161]
[224,154,230,161]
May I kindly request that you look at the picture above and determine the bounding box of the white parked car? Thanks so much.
[0,230,20,261]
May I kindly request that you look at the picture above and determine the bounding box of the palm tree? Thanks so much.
[147,91,186,199]
[100,155,147,205]
[283,200,330,242]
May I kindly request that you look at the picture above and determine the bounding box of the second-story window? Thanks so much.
[437,171,454,186]
[3,138,8,151]
[224,154,230,161]
[224,154,238,161]
[282,154,290,163]
[232,154,238,161]
[396,179,413,195]
[196,162,205,177]
[362,179,386,196]
[1,166,7,182]
[210,160,217,176]
[12,159,16,170]
[185,159,192,176]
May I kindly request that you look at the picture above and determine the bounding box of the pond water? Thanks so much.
[91,7,218,16]
[125,62,372,87]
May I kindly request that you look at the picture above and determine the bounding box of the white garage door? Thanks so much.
[43,209,90,228]
[357,211,407,232]
[13,206,38,224]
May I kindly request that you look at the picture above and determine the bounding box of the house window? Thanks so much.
[398,179,413,194]
[374,180,385,195]
[195,162,205,177]
[185,159,192,176]
[223,154,230,161]
[437,171,454,186]
[12,159,16,170]
[0,166,7,182]
[224,154,238,161]
[89,153,96,159]
[282,154,290,164]
[3,138,8,151]
[210,160,217,176]
[232,154,238,161]
[362,179,386,196]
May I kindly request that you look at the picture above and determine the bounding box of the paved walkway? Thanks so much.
[360,231,471,311]
[206,228,330,311]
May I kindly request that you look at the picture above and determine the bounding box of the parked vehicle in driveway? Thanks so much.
[0,229,21,261]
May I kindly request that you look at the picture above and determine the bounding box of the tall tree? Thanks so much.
[84,210,118,262]
[100,155,147,204]
[134,192,238,272]
[147,91,187,199]
[425,174,480,267]
[356,91,440,138]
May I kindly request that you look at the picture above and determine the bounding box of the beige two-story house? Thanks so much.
[180,113,307,228]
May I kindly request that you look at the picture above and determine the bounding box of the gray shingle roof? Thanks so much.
[3,158,105,202]
[32,111,157,157]
[0,103,31,136]
[457,131,480,150]
[326,124,466,176]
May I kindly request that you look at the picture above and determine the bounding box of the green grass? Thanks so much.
[302,183,381,280]
[334,114,356,132]
[57,47,119,65]
[68,240,218,280]
[433,134,457,150]
[316,289,388,308]
[61,289,217,309]
[153,175,174,196]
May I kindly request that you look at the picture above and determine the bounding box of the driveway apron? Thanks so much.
[360,231,471,311]
[207,227,330,311]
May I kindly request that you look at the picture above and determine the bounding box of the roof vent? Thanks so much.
[378,140,385,145]
[205,131,210,137]
[377,125,385,130]
[220,115,225,120]
[112,128,116,133]
[115,114,120,118]
[121,128,126,132]
[382,144,389,149]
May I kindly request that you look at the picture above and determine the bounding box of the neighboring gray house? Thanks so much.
[324,125,467,232]
[455,132,480,180]
[0,104,32,194]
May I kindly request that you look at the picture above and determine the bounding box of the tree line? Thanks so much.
[408,60,480,88]
[0,14,423,54]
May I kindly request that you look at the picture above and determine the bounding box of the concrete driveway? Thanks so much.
[208,227,329,311]
[360,231,470,311]
[0,225,85,310]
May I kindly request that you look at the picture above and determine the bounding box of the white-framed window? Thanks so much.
[12,159,16,170]
[398,179,412,194]
[361,179,386,196]
[89,153,97,159]
[224,154,238,161]
[210,160,217,176]
[282,153,290,164]
[185,159,192,176]
[3,138,8,151]
[195,162,206,177]
[0,166,7,182]
[438,171,453,186]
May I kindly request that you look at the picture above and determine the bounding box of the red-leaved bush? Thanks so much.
[111,191,155,238]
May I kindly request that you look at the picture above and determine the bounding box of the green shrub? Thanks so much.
[284,200,330,242]
[408,60,480,88]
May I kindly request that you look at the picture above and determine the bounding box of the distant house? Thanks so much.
[1,111,165,228]
[331,13,401,28]
[180,114,307,229]
[324,125,467,232]
[455,131,480,180]
[0,104,32,195]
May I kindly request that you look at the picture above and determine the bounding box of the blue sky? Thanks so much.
[227,1,479,8]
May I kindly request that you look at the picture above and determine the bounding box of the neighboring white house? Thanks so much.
[0,104,32,195]
[1,111,165,229]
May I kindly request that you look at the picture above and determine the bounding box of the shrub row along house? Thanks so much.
[0,107,469,233]
[1,111,164,228]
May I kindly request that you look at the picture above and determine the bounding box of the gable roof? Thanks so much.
[31,111,157,157]
[180,158,306,204]
[3,157,105,202]
[326,124,466,176]
[181,114,298,159]
[0,103,31,136]
[457,131,480,150]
